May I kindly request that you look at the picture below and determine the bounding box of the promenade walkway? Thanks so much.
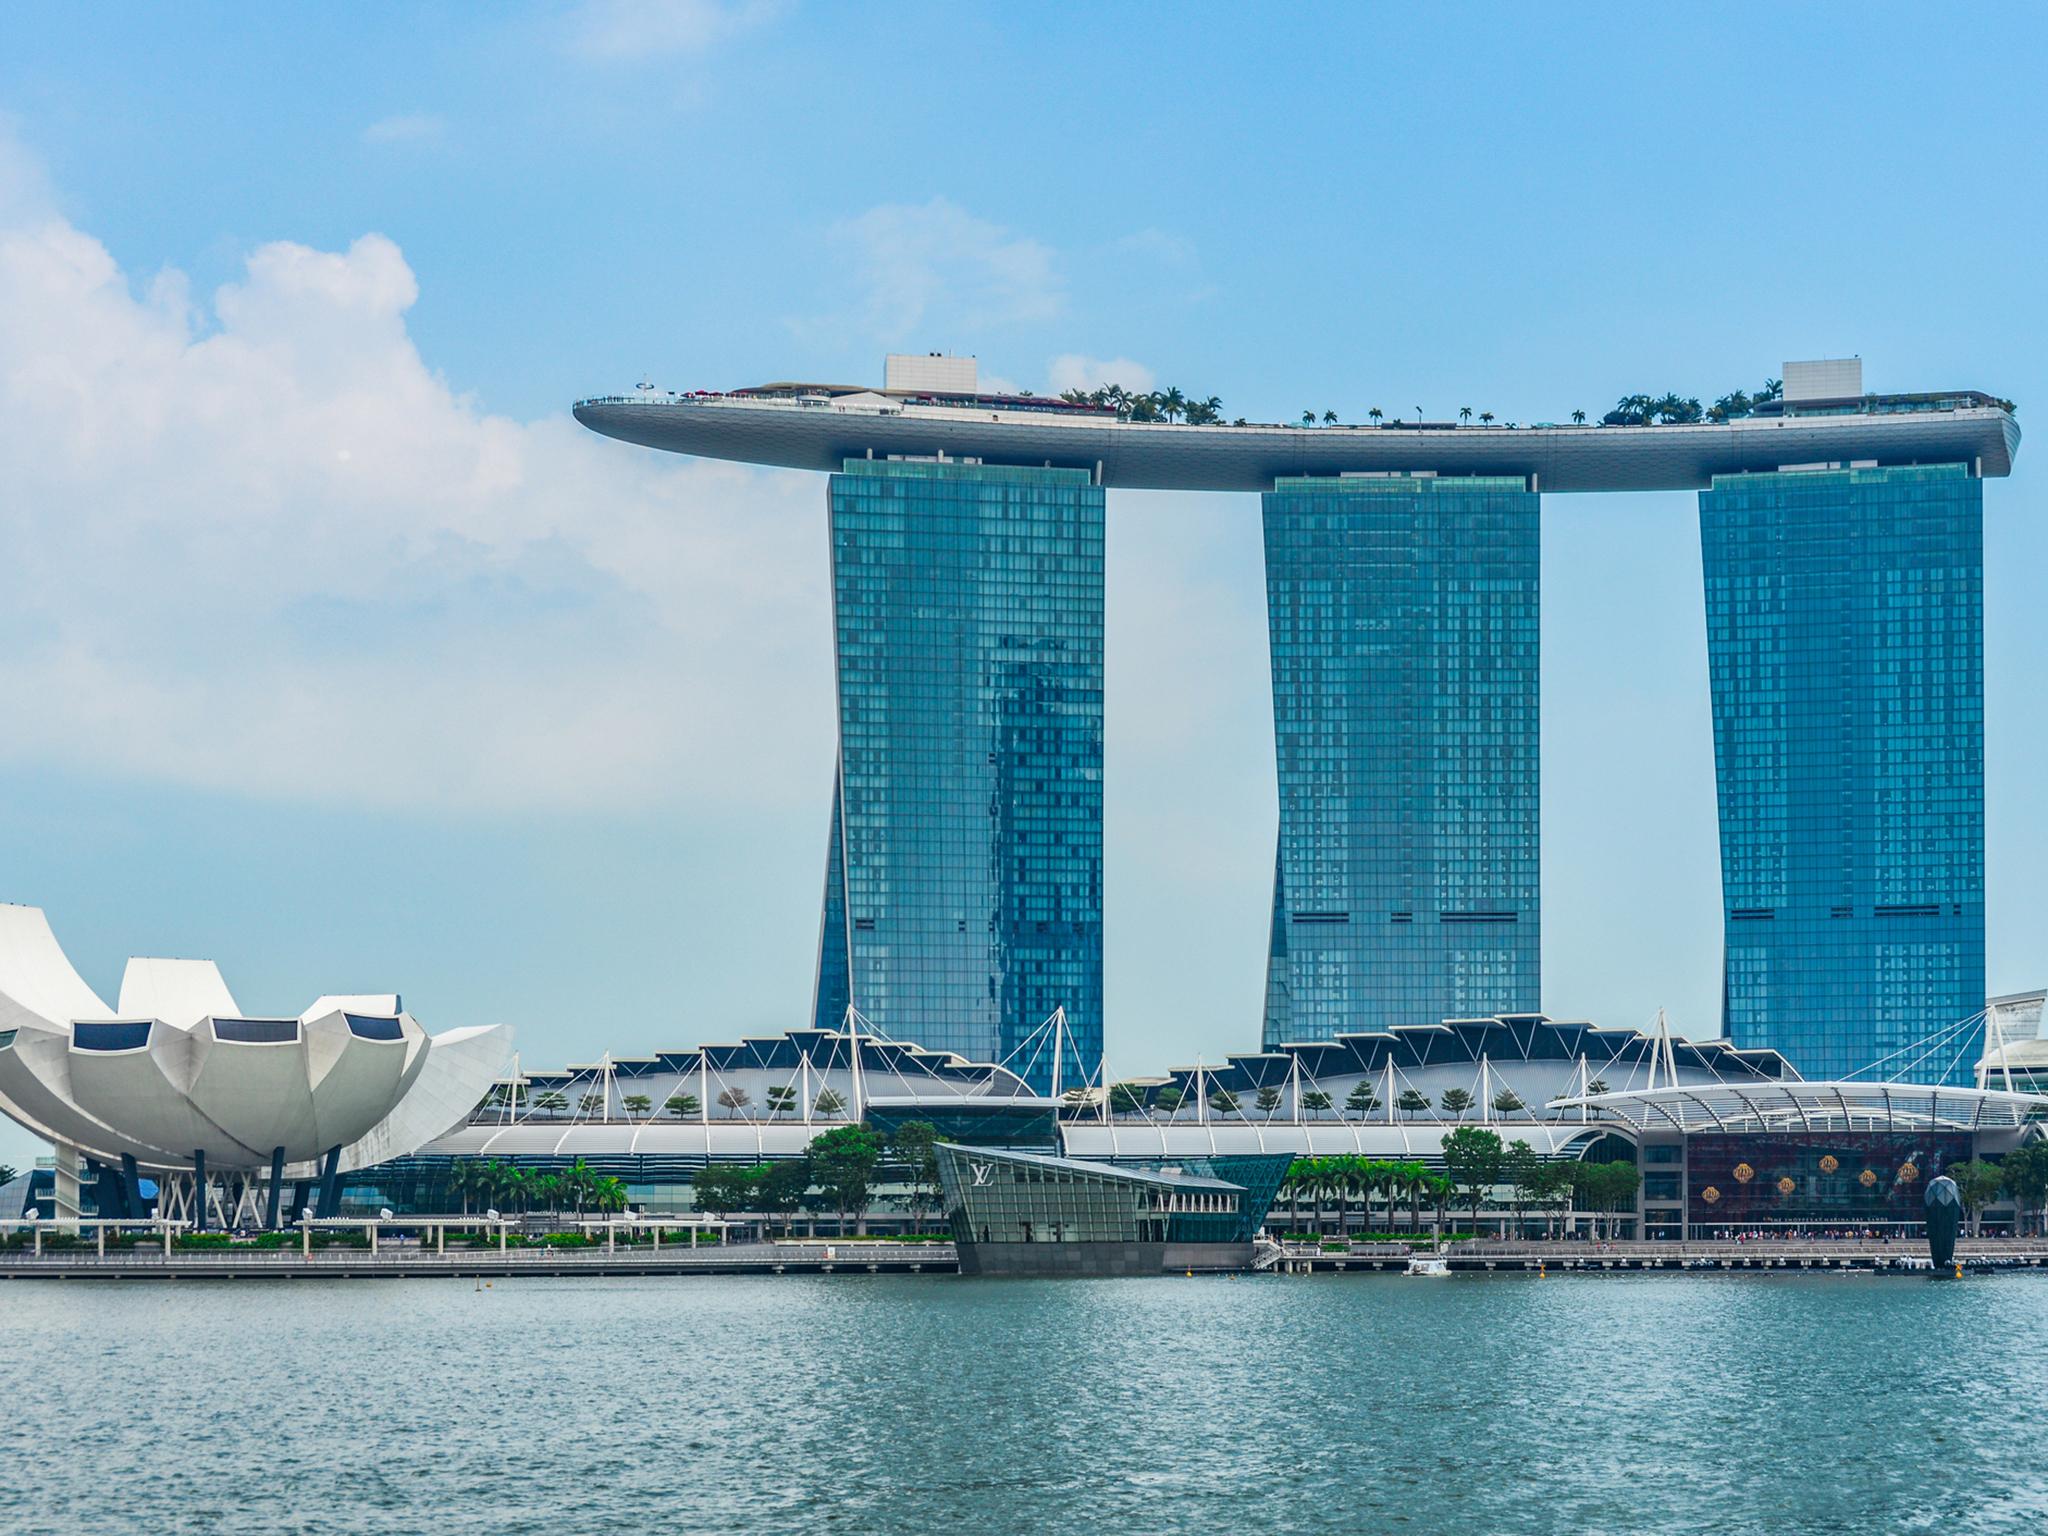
[0,1240,957,1281]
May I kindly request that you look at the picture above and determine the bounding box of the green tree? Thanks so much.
[1322,410,1338,425]
[1301,409,1316,427]
[1572,1160,1640,1239]
[1396,1088,1431,1118]
[765,1086,798,1116]
[1953,1159,2006,1237]
[1439,1088,1475,1120]
[1367,406,1383,424]
[1208,1089,1241,1117]
[1459,406,1473,424]
[1424,1172,1453,1237]
[1255,1085,1283,1118]
[813,1088,848,1118]
[757,1157,812,1239]
[809,1125,884,1235]
[1571,409,1587,424]
[579,1093,606,1117]
[1584,1078,1610,1097]
[1301,1089,1334,1117]
[1153,1085,1184,1116]
[1502,1139,1541,1238]
[891,1120,942,1233]
[532,1090,566,1114]
[691,1163,753,1221]
[664,1092,700,1119]
[2000,1143,2048,1236]
[1479,410,1494,425]
[1346,1082,1382,1118]
[1108,1082,1146,1115]
[1441,1126,1505,1231]
[622,1094,652,1118]
[1491,1089,1525,1114]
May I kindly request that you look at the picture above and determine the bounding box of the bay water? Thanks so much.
[3,1270,2043,1534]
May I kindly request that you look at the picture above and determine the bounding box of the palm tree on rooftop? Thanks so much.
[1479,410,1494,425]
[1368,406,1383,424]
[1571,409,1587,424]
[1301,409,1316,427]
[1160,385,1187,423]
[1459,406,1473,425]
[1322,409,1338,425]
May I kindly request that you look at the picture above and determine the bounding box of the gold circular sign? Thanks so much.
[1859,1169,1878,1188]
[1898,1162,1919,1183]
[1819,1155,1840,1174]
[1701,1186,1721,1204]
[1733,1162,1755,1184]
[1777,1176,1797,1195]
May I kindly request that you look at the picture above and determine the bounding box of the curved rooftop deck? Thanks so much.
[574,386,2019,493]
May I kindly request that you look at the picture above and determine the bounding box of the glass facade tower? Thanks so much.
[1700,464,1984,1084]
[1262,475,1540,1046]
[812,459,1104,1092]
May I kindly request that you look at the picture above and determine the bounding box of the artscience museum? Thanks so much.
[0,904,511,1229]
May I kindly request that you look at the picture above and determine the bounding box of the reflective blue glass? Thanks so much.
[1262,475,1540,1046]
[812,460,1103,1092]
[1701,464,1984,1084]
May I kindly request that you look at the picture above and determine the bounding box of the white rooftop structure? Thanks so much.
[1547,1080,2048,1135]
[883,352,977,394]
[1782,357,1864,402]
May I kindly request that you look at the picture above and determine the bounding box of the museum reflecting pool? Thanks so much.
[3,1271,2045,1534]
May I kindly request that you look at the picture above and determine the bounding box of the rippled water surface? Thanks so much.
[4,1269,2045,1534]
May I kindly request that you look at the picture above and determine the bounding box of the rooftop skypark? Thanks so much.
[574,354,2018,492]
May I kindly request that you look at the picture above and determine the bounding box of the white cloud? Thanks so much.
[362,113,445,146]
[1046,354,1155,396]
[571,0,783,60]
[824,197,1064,341]
[0,134,832,814]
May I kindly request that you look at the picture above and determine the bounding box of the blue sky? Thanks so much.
[2,3,2044,1167]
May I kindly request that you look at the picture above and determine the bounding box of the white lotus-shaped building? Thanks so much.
[0,904,511,1220]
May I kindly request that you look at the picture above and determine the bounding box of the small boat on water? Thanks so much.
[1406,1256,1451,1277]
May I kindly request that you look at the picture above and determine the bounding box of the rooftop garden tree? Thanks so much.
[664,1093,700,1119]
[717,1085,752,1116]
[1301,1089,1334,1118]
[1255,1086,1283,1118]
[1439,1088,1475,1120]
[1346,1083,1382,1118]
[1396,1088,1431,1118]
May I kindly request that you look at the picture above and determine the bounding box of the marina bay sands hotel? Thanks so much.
[576,357,2021,1092]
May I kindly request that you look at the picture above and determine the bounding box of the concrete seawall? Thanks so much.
[0,1241,957,1280]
